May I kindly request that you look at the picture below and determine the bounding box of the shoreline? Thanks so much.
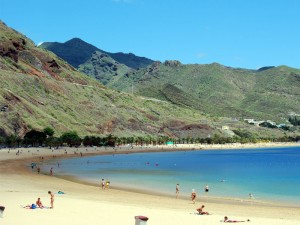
[53,173,295,208]
[1,143,300,225]
[2,142,300,206]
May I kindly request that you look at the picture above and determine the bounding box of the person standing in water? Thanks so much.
[205,184,209,192]
[101,179,105,190]
[176,184,180,198]
[191,189,197,203]
[106,179,110,189]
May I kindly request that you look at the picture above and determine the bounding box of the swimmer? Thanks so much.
[249,193,254,199]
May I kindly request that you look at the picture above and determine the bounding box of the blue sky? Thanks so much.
[1,0,299,69]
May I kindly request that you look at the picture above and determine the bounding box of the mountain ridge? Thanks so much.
[40,38,154,69]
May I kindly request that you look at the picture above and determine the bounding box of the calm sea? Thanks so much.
[43,146,300,206]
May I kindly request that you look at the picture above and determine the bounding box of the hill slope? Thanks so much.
[107,61,300,122]
[0,21,221,139]
[78,51,132,85]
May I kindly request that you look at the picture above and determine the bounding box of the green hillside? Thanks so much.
[0,21,219,139]
[78,51,132,85]
[107,61,300,122]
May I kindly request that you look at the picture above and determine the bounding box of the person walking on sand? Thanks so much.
[50,167,53,176]
[48,191,54,209]
[176,184,180,198]
[191,189,197,203]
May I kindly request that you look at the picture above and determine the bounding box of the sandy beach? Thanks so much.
[1,143,300,225]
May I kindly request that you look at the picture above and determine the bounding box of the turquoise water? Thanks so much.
[44,146,300,206]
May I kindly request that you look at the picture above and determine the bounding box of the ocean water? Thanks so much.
[43,146,300,206]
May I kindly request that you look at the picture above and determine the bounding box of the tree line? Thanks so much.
[289,114,300,126]
[0,127,299,149]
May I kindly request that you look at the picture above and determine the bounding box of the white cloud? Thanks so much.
[37,42,44,47]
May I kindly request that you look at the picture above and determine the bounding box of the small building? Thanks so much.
[221,126,229,130]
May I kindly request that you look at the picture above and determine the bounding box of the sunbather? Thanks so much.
[24,204,37,209]
[222,216,250,222]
